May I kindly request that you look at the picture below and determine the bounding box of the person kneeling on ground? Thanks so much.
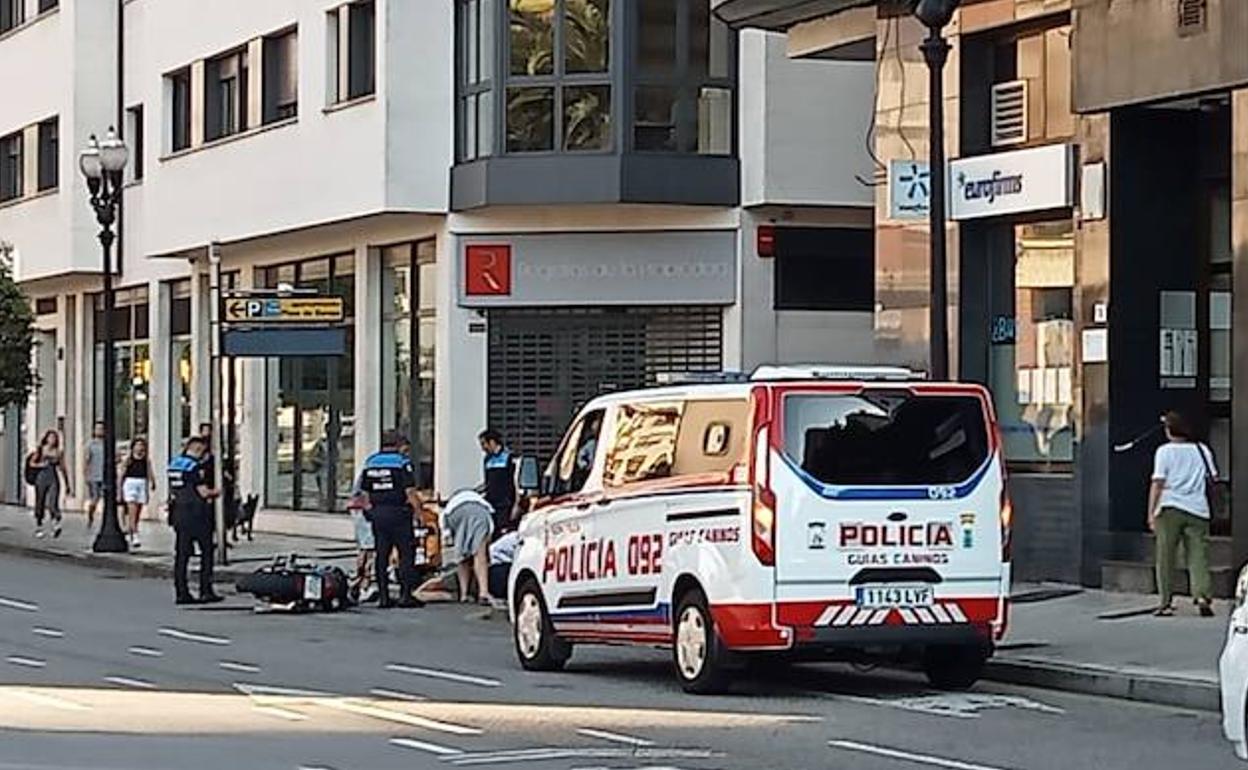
[443,489,494,606]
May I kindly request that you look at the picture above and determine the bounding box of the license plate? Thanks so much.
[303,574,323,601]
[855,584,934,609]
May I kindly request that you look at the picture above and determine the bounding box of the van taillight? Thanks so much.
[1000,485,1014,563]
[751,424,776,566]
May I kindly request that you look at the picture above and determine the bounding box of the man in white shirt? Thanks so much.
[1148,411,1216,617]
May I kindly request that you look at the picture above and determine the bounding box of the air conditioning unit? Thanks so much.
[991,80,1028,148]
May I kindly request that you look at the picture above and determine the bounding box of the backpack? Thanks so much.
[23,453,40,486]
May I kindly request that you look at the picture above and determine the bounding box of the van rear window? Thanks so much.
[782,392,989,486]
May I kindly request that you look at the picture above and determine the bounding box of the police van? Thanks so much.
[508,366,1012,694]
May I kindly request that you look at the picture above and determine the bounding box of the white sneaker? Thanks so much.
[34,528,44,539]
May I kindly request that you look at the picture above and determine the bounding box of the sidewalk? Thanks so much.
[991,584,1225,711]
[0,504,357,584]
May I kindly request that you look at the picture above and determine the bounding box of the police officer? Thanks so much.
[357,431,423,609]
[168,436,221,605]
[477,429,516,535]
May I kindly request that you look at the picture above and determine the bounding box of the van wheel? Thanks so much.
[513,581,571,672]
[923,644,988,690]
[673,589,729,694]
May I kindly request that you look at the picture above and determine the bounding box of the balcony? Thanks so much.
[711,0,871,30]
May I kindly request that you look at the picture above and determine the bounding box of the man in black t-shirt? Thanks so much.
[356,431,424,609]
[168,436,220,605]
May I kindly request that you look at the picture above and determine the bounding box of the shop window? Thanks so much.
[263,28,299,123]
[0,131,21,202]
[205,47,249,141]
[774,227,874,312]
[989,220,1075,466]
[604,402,682,487]
[382,241,437,489]
[91,288,152,452]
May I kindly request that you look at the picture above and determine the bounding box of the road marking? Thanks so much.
[31,627,64,639]
[369,687,427,702]
[253,704,308,721]
[128,646,164,658]
[827,691,1064,720]
[385,663,502,688]
[11,689,90,712]
[158,627,231,646]
[388,737,464,756]
[447,749,719,767]
[219,660,261,674]
[828,740,1010,770]
[103,675,156,690]
[233,683,330,699]
[327,699,482,735]
[0,596,39,612]
[576,728,656,747]
[6,655,47,669]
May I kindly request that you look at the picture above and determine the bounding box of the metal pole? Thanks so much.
[208,242,227,565]
[921,28,952,381]
[93,178,126,553]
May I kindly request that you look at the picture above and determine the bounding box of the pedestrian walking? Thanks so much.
[83,422,106,530]
[1149,410,1217,618]
[443,489,494,606]
[26,430,69,539]
[168,436,221,605]
[119,437,156,548]
[355,431,423,609]
[477,429,517,535]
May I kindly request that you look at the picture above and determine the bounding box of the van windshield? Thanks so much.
[782,392,989,486]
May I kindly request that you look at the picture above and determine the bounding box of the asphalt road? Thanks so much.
[0,553,1239,770]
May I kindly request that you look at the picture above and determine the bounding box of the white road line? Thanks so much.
[233,682,329,699]
[128,646,164,658]
[158,627,231,646]
[369,687,427,702]
[448,748,717,767]
[252,704,308,722]
[6,656,47,669]
[0,596,39,612]
[328,699,482,735]
[11,689,90,712]
[576,728,656,747]
[388,737,464,756]
[31,627,64,639]
[385,663,502,688]
[219,661,261,673]
[103,675,156,690]
[828,740,1011,770]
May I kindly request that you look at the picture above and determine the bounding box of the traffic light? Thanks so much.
[913,0,961,29]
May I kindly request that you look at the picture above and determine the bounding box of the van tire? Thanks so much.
[673,589,729,695]
[923,644,988,690]
[513,581,571,672]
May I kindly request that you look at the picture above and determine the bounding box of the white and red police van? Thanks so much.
[508,366,1012,694]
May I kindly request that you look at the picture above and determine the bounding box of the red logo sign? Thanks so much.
[465,244,512,296]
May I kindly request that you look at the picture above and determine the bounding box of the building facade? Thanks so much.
[716,0,1248,591]
[0,0,876,533]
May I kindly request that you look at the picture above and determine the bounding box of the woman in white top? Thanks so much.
[1148,411,1216,617]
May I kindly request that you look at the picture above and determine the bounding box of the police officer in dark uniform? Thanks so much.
[357,431,423,609]
[168,436,222,605]
[477,429,516,535]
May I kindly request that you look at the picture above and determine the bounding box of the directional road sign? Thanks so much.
[223,296,345,325]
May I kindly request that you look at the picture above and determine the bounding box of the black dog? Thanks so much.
[223,494,260,543]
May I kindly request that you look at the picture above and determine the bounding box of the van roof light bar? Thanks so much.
[750,365,926,382]
[653,371,750,386]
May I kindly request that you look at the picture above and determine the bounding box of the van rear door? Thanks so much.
[769,385,1004,621]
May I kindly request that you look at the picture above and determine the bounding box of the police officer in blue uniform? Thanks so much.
[168,436,221,605]
[357,431,423,609]
[478,429,516,535]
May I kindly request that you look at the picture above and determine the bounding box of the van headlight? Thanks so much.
[1236,565,1248,609]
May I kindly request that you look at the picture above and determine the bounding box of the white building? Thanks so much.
[0,0,873,534]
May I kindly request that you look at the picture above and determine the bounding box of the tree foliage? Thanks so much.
[0,256,35,411]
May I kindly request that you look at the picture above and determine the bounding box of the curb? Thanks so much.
[0,539,256,582]
[984,656,1220,712]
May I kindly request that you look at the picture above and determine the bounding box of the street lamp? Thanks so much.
[913,0,961,381]
[80,127,129,554]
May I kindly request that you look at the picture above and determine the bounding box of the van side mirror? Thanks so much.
[517,456,541,492]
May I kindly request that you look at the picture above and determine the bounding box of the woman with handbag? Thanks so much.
[1148,411,1217,617]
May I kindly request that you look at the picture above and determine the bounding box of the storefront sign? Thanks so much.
[949,144,1074,221]
[223,296,345,324]
[458,231,737,307]
[888,160,931,220]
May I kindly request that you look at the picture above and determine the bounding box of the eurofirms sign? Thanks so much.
[948,143,1074,221]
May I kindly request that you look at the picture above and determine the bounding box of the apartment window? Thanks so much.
[634,0,733,154]
[328,1,376,104]
[36,118,57,192]
[38,0,57,12]
[263,28,299,123]
[504,0,611,153]
[127,105,144,180]
[169,68,192,152]
[1,0,23,34]
[457,0,495,161]
[205,48,249,141]
[0,132,21,202]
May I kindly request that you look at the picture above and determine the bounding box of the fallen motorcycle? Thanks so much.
[235,554,354,613]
